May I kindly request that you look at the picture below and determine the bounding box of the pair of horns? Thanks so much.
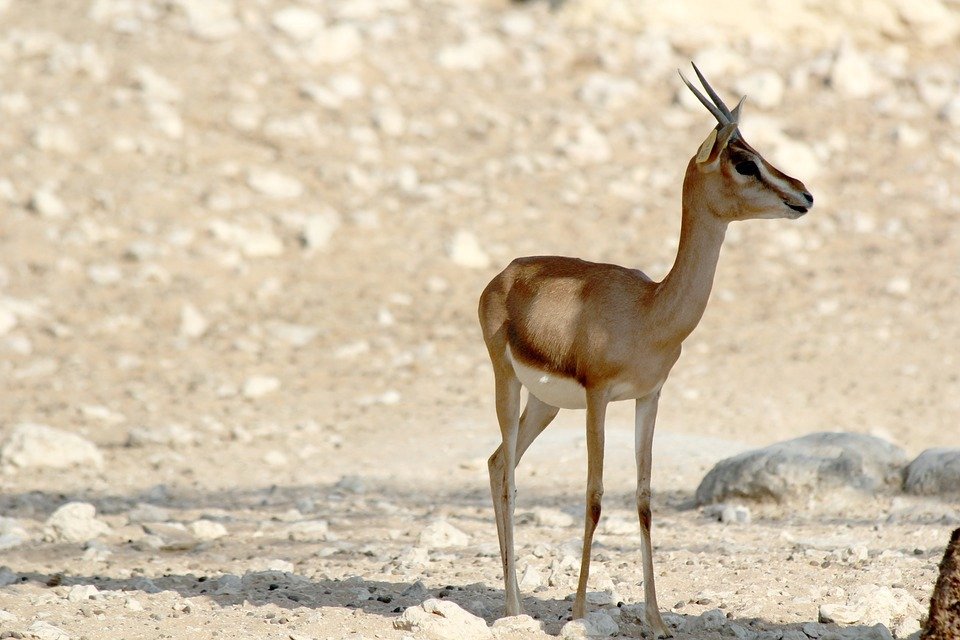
[679,62,746,127]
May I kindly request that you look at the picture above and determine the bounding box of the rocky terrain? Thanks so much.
[1,0,960,638]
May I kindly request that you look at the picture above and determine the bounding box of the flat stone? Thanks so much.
[696,432,908,506]
[45,502,111,543]
[561,611,619,638]
[2,424,103,470]
[395,598,493,639]
[243,375,280,399]
[904,448,960,495]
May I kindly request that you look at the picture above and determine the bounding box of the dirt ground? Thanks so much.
[1,0,959,638]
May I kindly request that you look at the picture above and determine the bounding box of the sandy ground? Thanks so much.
[1,0,959,638]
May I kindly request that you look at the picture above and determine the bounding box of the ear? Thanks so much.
[695,122,738,171]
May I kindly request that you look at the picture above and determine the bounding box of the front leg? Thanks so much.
[635,391,671,638]
[573,388,609,619]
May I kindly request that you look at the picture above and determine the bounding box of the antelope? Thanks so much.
[478,63,813,637]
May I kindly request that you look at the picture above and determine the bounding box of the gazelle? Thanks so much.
[478,63,813,637]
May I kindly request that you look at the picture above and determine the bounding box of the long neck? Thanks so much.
[653,163,729,343]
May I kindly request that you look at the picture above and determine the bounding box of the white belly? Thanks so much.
[507,346,587,409]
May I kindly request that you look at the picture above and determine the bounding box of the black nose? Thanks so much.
[802,192,814,205]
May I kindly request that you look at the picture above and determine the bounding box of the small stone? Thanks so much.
[394,599,492,639]
[82,540,112,561]
[437,36,505,71]
[418,519,470,548]
[265,321,319,347]
[448,230,490,269]
[87,263,123,285]
[27,621,71,640]
[32,125,78,154]
[735,69,785,110]
[125,597,144,611]
[301,209,341,250]
[0,517,29,550]
[302,25,361,65]
[127,424,198,448]
[243,375,281,399]
[215,573,242,595]
[1,423,103,470]
[66,584,100,602]
[720,504,752,524]
[885,276,911,296]
[179,304,209,338]
[189,519,228,541]
[285,520,331,542]
[128,503,172,523]
[173,0,239,41]
[830,43,881,98]
[247,169,304,199]
[30,188,69,218]
[373,106,405,137]
[0,307,15,336]
[134,66,182,102]
[533,508,575,528]
[141,522,200,551]
[264,450,288,466]
[518,564,543,591]
[271,6,325,41]
[561,611,619,638]
[492,615,542,633]
[45,502,111,543]
[556,123,611,165]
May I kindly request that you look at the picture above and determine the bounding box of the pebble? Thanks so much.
[179,303,209,338]
[66,584,100,602]
[830,43,882,98]
[247,169,304,199]
[735,69,785,109]
[0,307,17,336]
[242,375,281,399]
[300,209,342,250]
[189,519,228,541]
[32,124,78,154]
[555,123,612,165]
[140,522,200,551]
[302,25,362,65]
[437,36,505,70]
[418,519,471,548]
[373,106,406,137]
[127,423,198,448]
[532,507,575,528]
[134,65,182,102]
[395,599,492,639]
[285,519,331,542]
[493,614,543,633]
[265,321,319,347]
[560,611,619,638]
[30,188,69,218]
[271,6,325,42]
[44,502,111,543]
[518,564,543,590]
[448,230,491,269]
[1,423,103,470]
[27,621,71,640]
[173,0,239,41]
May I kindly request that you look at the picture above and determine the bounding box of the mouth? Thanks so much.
[785,202,808,215]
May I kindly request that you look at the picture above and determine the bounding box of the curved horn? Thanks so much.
[691,62,734,122]
[678,69,728,126]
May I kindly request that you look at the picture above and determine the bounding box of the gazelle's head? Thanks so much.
[680,63,814,222]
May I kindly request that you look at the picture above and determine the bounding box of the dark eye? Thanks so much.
[735,160,759,177]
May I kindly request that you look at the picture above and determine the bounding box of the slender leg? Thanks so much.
[573,388,608,619]
[489,391,560,616]
[635,392,671,638]
[488,369,522,615]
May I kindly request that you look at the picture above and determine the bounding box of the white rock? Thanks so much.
[87,263,123,285]
[32,125,78,154]
[418,519,470,548]
[894,0,960,46]
[264,450,287,466]
[0,517,29,550]
[27,621,70,640]
[373,106,405,137]
[243,375,280,399]
[179,304,209,338]
[45,502,111,543]
[189,519,228,541]
[830,43,881,98]
[67,584,100,602]
[0,609,17,623]
[395,599,492,639]
[148,102,184,139]
[173,0,239,40]
[285,519,331,542]
[133,66,181,102]
[943,95,960,127]
[127,424,198,448]
[556,123,611,165]
[239,229,284,258]
[449,230,490,269]
[1,423,103,470]
[533,507,575,528]
[518,564,543,591]
[578,73,640,110]
[561,611,619,638]
[885,276,910,296]
[438,36,505,70]
[30,189,69,218]
[247,169,304,199]
[329,74,365,100]
[302,25,362,65]
[0,307,16,336]
[301,209,342,250]
[272,6,325,41]
[493,614,542,633]
[735,69,785,110]
[266,321,319,347]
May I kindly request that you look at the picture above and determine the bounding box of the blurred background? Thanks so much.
[1,0,959,496]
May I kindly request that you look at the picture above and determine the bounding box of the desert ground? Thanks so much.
[1,0,959,638]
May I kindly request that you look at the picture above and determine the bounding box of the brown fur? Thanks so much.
[922,528,960,640]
